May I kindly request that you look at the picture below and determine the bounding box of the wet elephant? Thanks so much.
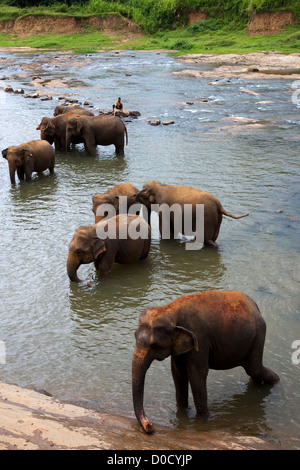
[65,114,128,156]
[67,214,151,282]
[53,104,94,116]
[132,290,280,434]
[135,180,249,247]
[2,139,55,185]
[92,183,140,224]
[36,112,84,152]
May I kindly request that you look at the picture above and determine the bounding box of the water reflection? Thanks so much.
[173,380,278,438]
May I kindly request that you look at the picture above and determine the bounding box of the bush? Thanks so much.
[187,18,224,33]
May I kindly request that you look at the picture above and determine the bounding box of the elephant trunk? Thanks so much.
[67,252,82,282]
[132,347,154,434]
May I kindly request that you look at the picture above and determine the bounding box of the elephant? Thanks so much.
[92,183,140,224]
[67,214,151,282]
[132,290,280,434]
[2,139,55,185]
[65,114,128,156]
[36,112,84,152]
[135,180,249,248]
[53,104,94,116]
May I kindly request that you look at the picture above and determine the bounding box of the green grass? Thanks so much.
[0,23,299,54]
[0,1,299,54]
[0,30,116,51]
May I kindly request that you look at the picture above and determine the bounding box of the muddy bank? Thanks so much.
[247,11,297,35]
[176,51,300,79]
[0,382,281,450]
[0,13,142,38]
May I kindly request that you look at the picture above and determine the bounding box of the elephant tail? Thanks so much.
[220,204,249,219]
[124,123,128,145]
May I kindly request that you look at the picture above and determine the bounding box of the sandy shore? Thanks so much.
[0,382,282,450]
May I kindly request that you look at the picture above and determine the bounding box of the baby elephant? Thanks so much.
[67,214,151,282]
[2,139,55,185]
[132,290,280,434]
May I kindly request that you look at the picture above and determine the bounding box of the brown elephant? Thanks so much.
[135,180,249,248]
[132,290,280,434]
[36,112,84,152]
[65,114,128,156]
[53,104,94,116]
[2,139,55,185]
[92,183,140,224]
[67,214,151,282]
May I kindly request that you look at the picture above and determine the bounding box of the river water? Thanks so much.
[0,50,299,449]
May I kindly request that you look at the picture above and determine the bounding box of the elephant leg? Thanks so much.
[49,161,55,175]
[187,359,209,415]
[115,145,124,156]
[115,135,125,155]
[54,137,62,152]
[17,167,25,181]
[244,335,280,385]
[171,356,189,409]
[204,239,219,248]
[212,213,222,242]
[84,136,97,156]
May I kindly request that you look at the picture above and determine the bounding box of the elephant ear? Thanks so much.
[37,119,49,131]
[22,149,34,163]
[2,148,8,159]
[172,326,199,356]
[91,236,106,260]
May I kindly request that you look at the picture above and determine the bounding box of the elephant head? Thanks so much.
[92,193,120,223]
[92,183,140,224]
[67,225,106,282]
[132,309,199,434]
[2,145,34,184]
[36,118,55,144]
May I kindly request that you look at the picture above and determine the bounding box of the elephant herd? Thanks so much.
[2,103,280,434]
[67,178,279,434]
[2,104,128,185]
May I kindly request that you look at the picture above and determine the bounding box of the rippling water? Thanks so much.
[0,50,299,448]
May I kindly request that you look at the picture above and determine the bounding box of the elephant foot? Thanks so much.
[251,367,280,385]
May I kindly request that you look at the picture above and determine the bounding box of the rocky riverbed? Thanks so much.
[176,51,300,79]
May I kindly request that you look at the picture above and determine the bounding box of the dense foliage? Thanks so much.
[0,0,299,33]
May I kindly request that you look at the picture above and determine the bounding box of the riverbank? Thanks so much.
[0,382,281,450]
[0,8,299,54]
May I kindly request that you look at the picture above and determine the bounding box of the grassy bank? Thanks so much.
[0,0,299,54]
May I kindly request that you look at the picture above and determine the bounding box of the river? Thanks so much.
[0,50,299,449]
